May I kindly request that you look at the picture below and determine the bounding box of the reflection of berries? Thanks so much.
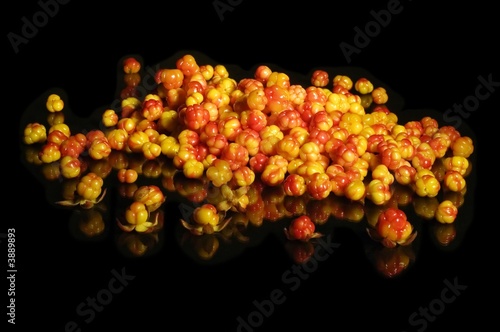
[77,209,106,238]
[285,240,315,264]
[373,245,414,278]
[432,223,456,246]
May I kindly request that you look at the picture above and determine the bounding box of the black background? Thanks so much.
[5,0,497,331]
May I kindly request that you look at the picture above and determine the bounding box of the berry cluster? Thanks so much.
[21,53,475,256]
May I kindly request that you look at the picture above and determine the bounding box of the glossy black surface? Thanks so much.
[8,1,496,331]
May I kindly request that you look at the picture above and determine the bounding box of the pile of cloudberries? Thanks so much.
[22,54,474,246]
